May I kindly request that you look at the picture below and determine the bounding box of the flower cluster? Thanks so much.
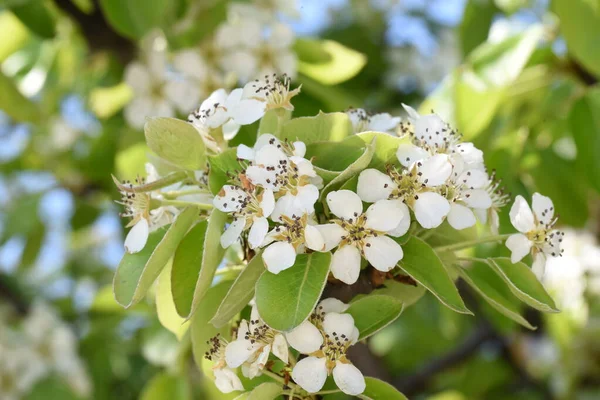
[0,303,90,400]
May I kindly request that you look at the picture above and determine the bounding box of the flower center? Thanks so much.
[205,334,228,365]
[272,215,309,248]
[243,319,276,345]
[385,164,428,206]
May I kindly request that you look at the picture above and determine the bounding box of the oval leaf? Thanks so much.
[488,257,559,313]
[297,39,367,85]
[157,262,189,340]
[359,377,408,400]
[458,260,535,330]
[247,382,282,400]
[208,148,242,195]
[278,111,353,144]
[400,237,471,314]
[145,117,207,170]
[346,294,403,340]
[114,206,198,308]
[171,221,208,317]
[211,255,266,328]
[255,252,331,331]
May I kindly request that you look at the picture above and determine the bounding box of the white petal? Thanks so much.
[214,368,244,393]
[124,218,149,253]
[255,144,288,166]
[330,245,361,284]
[363,235,403,272]
[365,199,405,232]
[463,189,492,209]
[293,141,306,157]
[294,184,319,213]
[532,192,554,226]
[262,242,297,274]
[291,357,328,394]
[290,156,317,177]
[124,97,153,129]
[418,154,452,186]
[251,344,271,375]
[369,113,400,132]
[457,169,488,189]
[326,190,363,220]
[237,320,249,340]
[453,142,484,166]
[222,119,241,140]
[532,253,546,279]
[402,103,421,120]
[260,189,276,217]
[447,203,477,230]
[304,225,325,251]
[506,233,533,263]
[396,143,429,167]
[510,195,535,233]
[271,194,296,222]
[220,218,246,248]
[357,169,395,203]
[214,185,248,212]
[225,340,256,368]
[323,312,355,339]
[272,334,289,363]
[286,321,323,354]
[318,298,349,313]
[386,201,411,237]
[231,99,266,125]
[246,166,278,190]
[414,114,447,146]
[249,217,269,249]
[315,223,346,251]
[237,144,255,161]
[172,50,206,79]
[333,362,366,396]
[124,62,151,94]
[413,192,451,229]
[255,134,280,150]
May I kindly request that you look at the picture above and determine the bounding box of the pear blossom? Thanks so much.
[204,334,244,393]
[236,74,301,119]
[237,133,306,163]
[357,153,453,230]
[289,299,365,395]
[346,108,400,134]
[225,306,288,378]
[213,184,275,249]
[473,171,510,234]
[506,193,564,278]
[117,165,179,254]
[164,49,208,113]
[316,190,406,284]
[261,214,325,273]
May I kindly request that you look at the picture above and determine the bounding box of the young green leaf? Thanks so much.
[458,260,535,330]
[371,280,427,308]
[359,377,408,400]
[156,262,189,340]
[140,372,190,400]
[297,39,367,85]
[113,206,198,308]
[211,255,266,328]
[145,117,206,170]
[278,111,353,144]
[190,281,233,368]
[171,221,208,317]
[188,210,228,316]
[208,148,241,195]
[487,258,559,313]
[255,252,331,331]
[99,0,173,39]
[346,294,403,340]
[570,88,600,193]
[400,237,471,314]
[247,382,282,400]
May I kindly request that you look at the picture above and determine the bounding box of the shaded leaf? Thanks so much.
[347,294,403,340]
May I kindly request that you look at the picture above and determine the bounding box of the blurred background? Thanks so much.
[1,0,599,399]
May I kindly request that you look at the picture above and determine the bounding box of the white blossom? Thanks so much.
[473,171,510,234]
[506,193,564,278]
[205,335,244,393]
[346,108,400,134]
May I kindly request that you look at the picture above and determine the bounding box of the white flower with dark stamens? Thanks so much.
[117,165,179,254]
[261,214,325,274]
[506,193,564,278]
[204,334,244,393]
[346,108,400,134]
[213,184,275,249]
[316,190,406,285]
[237,133,306,162]
[290,305,365,395]
[245,141,318,221]
[225,306,288,379]
[357,154,453,230]
[473,171,510,234]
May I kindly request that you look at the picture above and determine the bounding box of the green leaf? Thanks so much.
[488,258,559,313]
[10,1,56,38]
[188,209,228,316]
[570,87,600,192]
[90,82,133,119]
[99,0,173,39]
[278,111,353,144]
[157,262,190,339]
[208,148,241,195]
[255,252,331,331]
[0,12,29,63]
[171,221,208,317]
[247,382,282,400]
[140,372,191,400]
[459,0,498,57]
[258,109,290,135]
[113,206,198,308]
[457,260,535,329]
[211,255,265,328]
[359,377,408,400]
[319,137,376,201]
[346,294,403,340]
[553,0,600,77]
[346,132,405,168]
[372,280,427,308]
[145,117,207,170]
[190,281,232,368]
[0,70,40,123]
[297,39,367,85]
[399,237,471,314]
